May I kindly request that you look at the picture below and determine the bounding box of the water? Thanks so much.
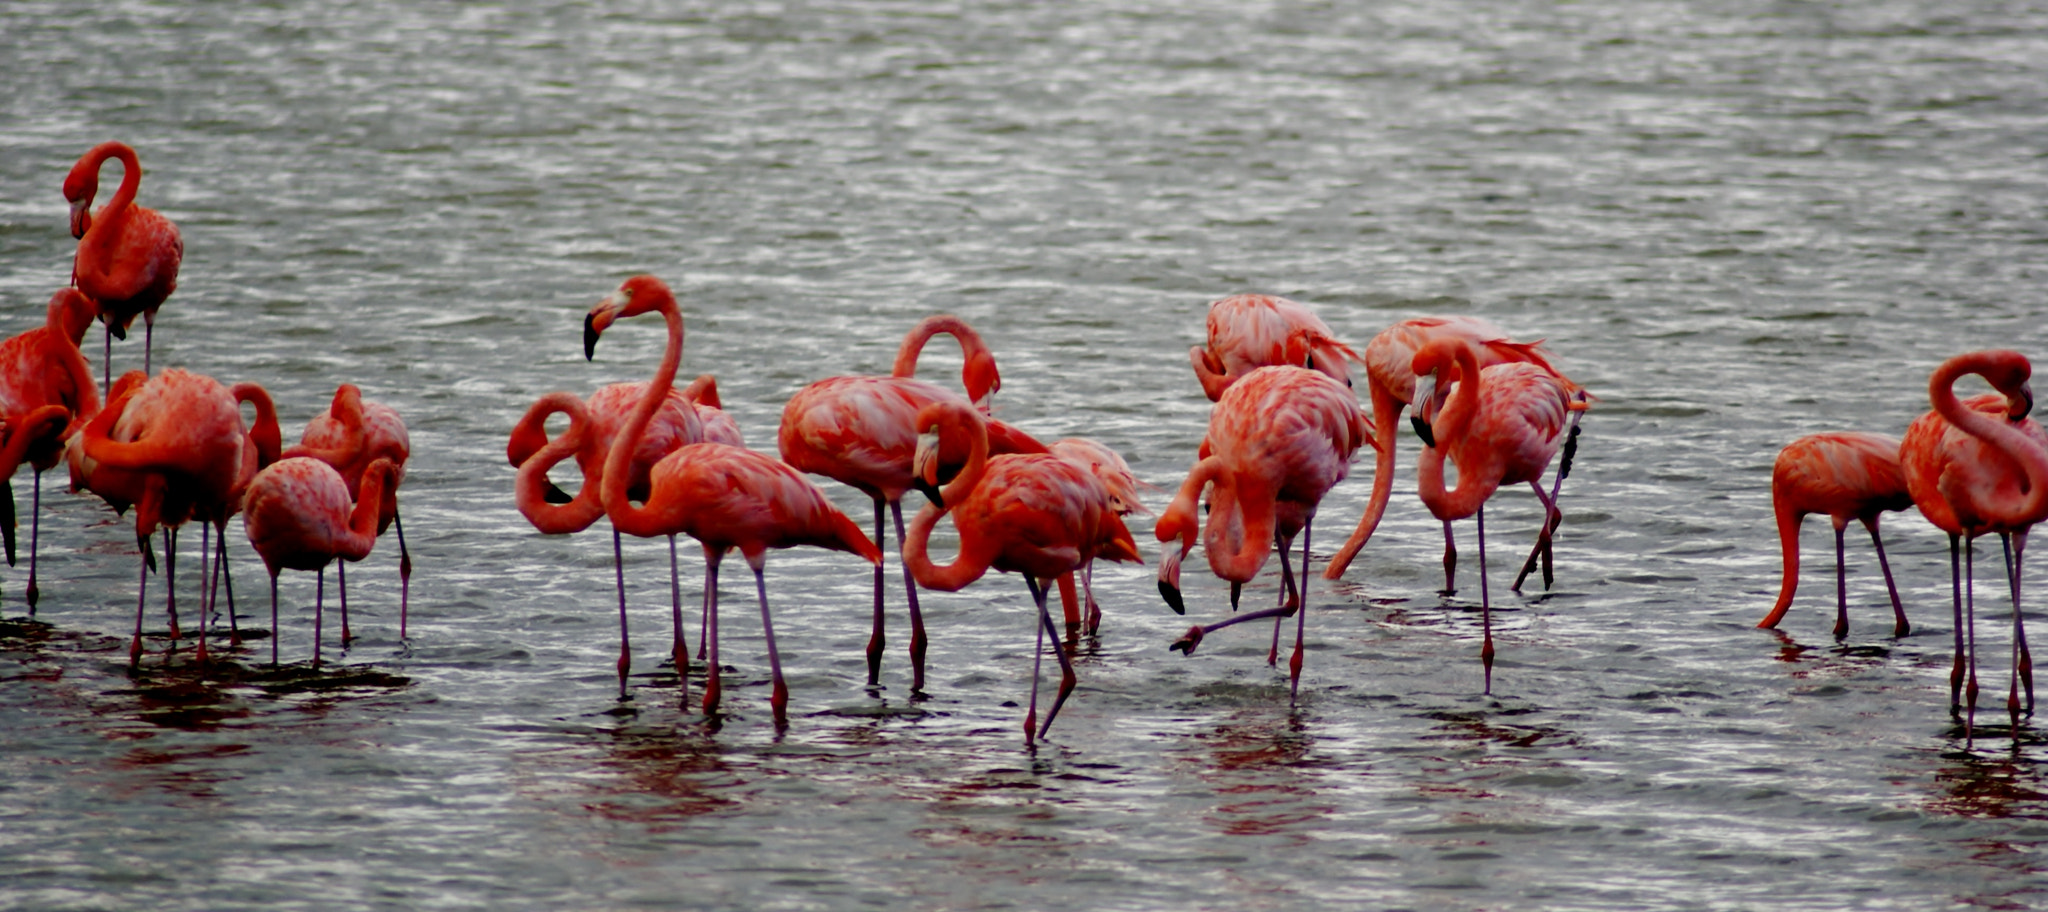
[3,1,2046,909]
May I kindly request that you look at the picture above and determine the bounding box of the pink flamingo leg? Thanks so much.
[892,500,928,694]
[394,510,411,640]
[269,574,281,667]
[1513,410,1583,592]
[337,559,351,646]
[1864,519,1907,638]
[864,499,887,686]
[1441,520,1458,596]
[1832,522,1851,640]
[1290,521,1312,700]
[314,566,326,668]
[752,559,789,726]
[702,552,723,717]
[612,528,630,698]
[194,523,211,666]
[26,472,41,614]
[129,536,148,668]
[1478,507,1495,695]
[669,535,686,675]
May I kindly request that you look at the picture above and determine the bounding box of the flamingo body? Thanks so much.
[1758,432,1912,637]
[1188,294,1359,402]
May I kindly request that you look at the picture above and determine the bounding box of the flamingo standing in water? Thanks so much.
[1323,316,1581,590]
[72,369,279,666]
[510,378,707,694]
[1158,366,1368,699]
[1756,432,1913,639]
[779,314,1045,693]
[1048,436,1147,635]
[1187,294,1360,401]
[0,288,101,613]
[902,398,1140,743]
[243,456,401,667]
[586,275,880,722]
[63,141,181,394]
[288,384,412,642]
[1899,350,2048,735]
[1405,336,1578,694]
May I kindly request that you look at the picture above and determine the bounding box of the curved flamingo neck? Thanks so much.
[1204,470,1277,583]
[932,404,992,510]
[1415,340,1495,520]
[515,392,604,534]
[893,315,998,405]
[234,383,283,469]
[282,385,361,467]
[1932,354,2048,529]
[601,297,685,539]
[340,459,399,559]
[75,143,141,243]
[901,502,993,591]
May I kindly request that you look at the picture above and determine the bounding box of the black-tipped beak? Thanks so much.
[583,312,600,361]
[2021,387,2036,422]
[1158,579,1186,615]
[914,477,943,510]
[1410,414,1436,448]
[106,316,126,341]
[1229,580,1242,611]
[543,480,574,505]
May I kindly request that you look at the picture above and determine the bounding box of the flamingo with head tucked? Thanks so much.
[1756,432,1913,640]
[1323,316,1581,588]
[288,384,411,643]
[1187,294,1360,401]
[587,275,880,722]
[243,456,401,667]
[1404,336,1578,694]
[903,398,1140,743]
[0,288,101,612]
[1158,365,1368,699]
[1048,436,1147,635]
[1900,350,2048,735]
[63,141,182,393]
[779,314,1045,694]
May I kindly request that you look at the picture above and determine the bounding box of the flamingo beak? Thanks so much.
[913,428,944,508]
[1410,372,1439,447]
[1157,547,1186,615]
[583,311,601,361]
[69,200,90,240]
[2015,383,2035,422]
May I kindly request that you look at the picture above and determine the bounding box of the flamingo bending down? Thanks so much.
[0,288,101,612]
[587,275,880,722]
[1157,366,1368,698]
[1323,316,1581,587]
[1756,432,1913,639]
[510,379,706,694]
[64,141,182,393]
[1187,294,1360,402]
[1406,336,1577,694]
[1900,350,2048,735]
[1048,437,1148,634]
[288,384,411,642]
[779,314,1045,693]
[73,369,279,666]
[902,398,1140,743]
[243,456,401,667]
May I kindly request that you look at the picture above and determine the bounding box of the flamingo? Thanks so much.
[287,384,412,642]
[1047,437,1148,634]
[1405,336,1578,694]
[243,456,401,667]
[778,314,1045,693]
[73,369,279,666]
[63,141,182,393]
[0,288,101,613]
[1187,294,1360,402]
[1323,316,1582,589]
[586,274,880,722]
[509,379,705,695]
[1158,366,1369,699]
[1756,432,1913,639]
[1899,350,2048,734]
[902,398,1140,743]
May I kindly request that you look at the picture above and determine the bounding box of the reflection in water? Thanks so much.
[1178,710,1334,841]
[1925,746,2048,910]
[576,724,743,828]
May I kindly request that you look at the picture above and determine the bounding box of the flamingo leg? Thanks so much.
[142,315,153,377]
[1,477,17,574]
[194,523,211,666]
[1024,576,1046,745]
[1290,519,1312,701]
[1479,506,1495,695]
[314,566,326,668]
[337,559,351,646]
[218,525,241,647]
[1441,519,1458,596]
[164,527,179,643]
[26,470,41,615]
[129,536,148,668]
[892,500,928,694]
[1268,529,1295,667]
[864,498,886,686]
[752,557,788,726]
[612,528,630,698]
[669,535,686,675]
[1864,518,1907,638]
[1832,520,1850,641]
[1949,535,1966,716]
[1028,576,1079,742]
[2003,533,2035,722]
[394,507,411,640]
[1512,480,1564,593]
[269,573,280,667]
[1964,537,1980,739]
[702,550,723,717]
[1058,572,1083,633]
[1084,562,1102,635]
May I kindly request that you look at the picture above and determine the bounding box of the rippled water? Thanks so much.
[5,1,2048,909]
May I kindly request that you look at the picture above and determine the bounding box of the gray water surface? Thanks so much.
[4,2,2047,910]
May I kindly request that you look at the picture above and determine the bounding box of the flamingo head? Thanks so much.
[584,274,676,360]
[61,166,98,240]
[46,288,97,346]
[1408,338,1469,447]
[964,349,1001,411]
[1967,349,2037,421]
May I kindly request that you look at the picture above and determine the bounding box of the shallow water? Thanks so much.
[4,1,2048,909]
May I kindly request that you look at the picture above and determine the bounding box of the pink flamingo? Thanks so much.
[1900,350,2048,734]
[587,275,880,722]
[1158,366,1369,698]
[287,384,411,642]
[0,288,101,612]
[73,369,279,666]
[778,314,1045,692]
[1756,432,1913,639]
[1323,316,1580,589]
[242,456,402,667]
[510,379,706,694]
[1405,336,1579,694]
[1048,437,1148,635]
[63,142,182,393]
[902,398,1141,743]
[1187,294,1360,401]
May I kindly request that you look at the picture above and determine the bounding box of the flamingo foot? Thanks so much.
[1833,616,1849,641]
[1894,618,1911,639]
[1038,666,1076,740]
[1169,625,1206,655]
[1951,655,1967,713]
[771,680,789,727]
[616,650,631,699]
[909,628,928,694]
[702,670,723,717]
[1481,636,1496,696]
[129,635,143,668]
[864,632,885,687]
[1288,642,1304,699]
[1086,598,1103,636]
[1022,708,1037,745]
[25,579,37,614]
